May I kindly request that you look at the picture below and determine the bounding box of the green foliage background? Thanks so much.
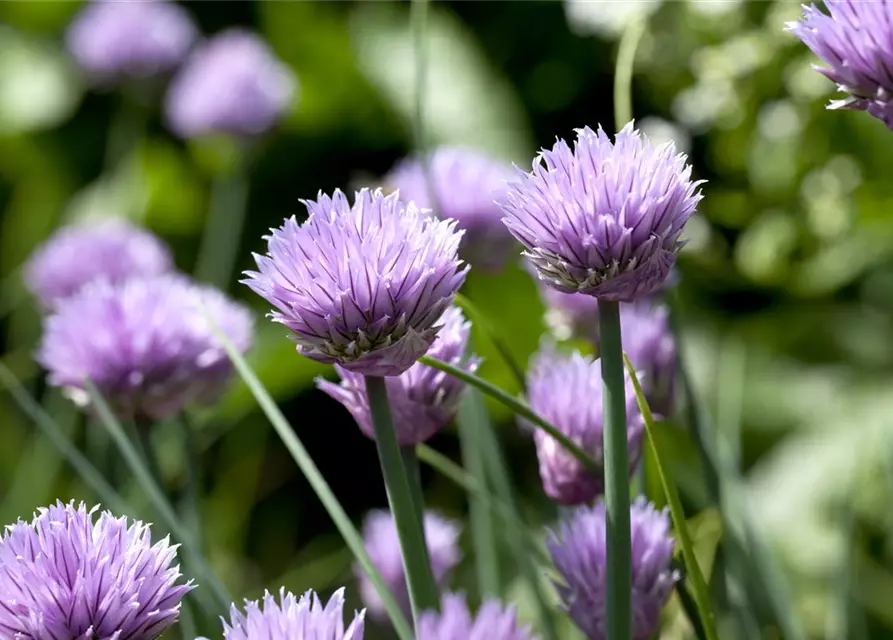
[3,1,893,638]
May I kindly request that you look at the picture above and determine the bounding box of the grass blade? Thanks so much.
[208,313,415,640]
[0,363,131,516]
[416,443,550,566]
[470,388,559,640]
[84,380,233,614]
[613,16,646,130]
[418,355,599,475]
[455,391,500,597]
[623,353,720,640]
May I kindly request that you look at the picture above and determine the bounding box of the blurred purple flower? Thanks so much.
[66,0,196,81]
[24,218,173,311]
[547,498,678,640]
[38,274,253,421]
[418,592,536,640]
[165,29,296,138]
[537,289,676,415]
[788,1,893,129]
[356,510,462,622]
[385,147,517,272]
[212,588,364,640]
[498,122,702,302]
[0,501,191,640]
[244,188,467,377]
[317,306,479,445]
[525,345,644,505]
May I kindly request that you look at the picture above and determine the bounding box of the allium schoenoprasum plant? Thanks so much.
[6,1,887,639]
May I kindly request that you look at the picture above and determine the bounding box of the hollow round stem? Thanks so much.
[365,375,439,626]
[598,300,632,640]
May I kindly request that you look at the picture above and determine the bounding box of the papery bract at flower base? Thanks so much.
[418,592,537,640]
[200,588,364,640]
[498,122,702,302]
[355,509,462,621]
[244,188,467,377]
[165,29,297,138]
[386,147,517,272]
[24,218,173,311]
[0,501,191,640]
[547,498,678,640]
[66,0,196,81]
[525,345,644,505]
[38,274,253,421]
[317,306,479,445]
[788,0,893,129]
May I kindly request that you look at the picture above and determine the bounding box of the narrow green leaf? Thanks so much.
[623,353,720,640]
[207,309,415,640]
[455,391,500,597]
[84,380,233,616]
[415,443,550,567]
[0,363,130,516]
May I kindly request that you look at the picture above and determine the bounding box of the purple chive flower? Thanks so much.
[24,219,173,311]
[211,588,365,640]
[548,498,678,640]
[537,289,676,415]
[38,274,253,421]
[525,346,644,505]
[356,510,462,621]
[788,1,893,129]
[0,501,191,640]
[385,147,517,273]
[165,29,297,138]
[244,188,467,377]
[66,0,196,81]
[317,306,479,445]
[498,122,702,302]
[418,592,537,640]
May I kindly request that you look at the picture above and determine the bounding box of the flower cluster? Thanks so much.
[318,306,479,445]
[165,29,297,139]
[525,345,645,504]
[38,273,253,421]
[356,509,462,621]
[0,501,191,640]
[418,593,537,640]
[245,188,467,377]
[548,498,678,640]
[24,219,173,310]
[66,0,196,81]
[386,147,517,272]
[212,588,365,640]
[498,122,702,302]
[788,0,893,129]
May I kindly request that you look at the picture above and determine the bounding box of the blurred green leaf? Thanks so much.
[0,27,82,134]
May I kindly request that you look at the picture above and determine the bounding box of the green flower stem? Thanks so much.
[365,375,440,625]
[613,17,646,131]
[455,391,500,597]
[400,445,427,522]
[623,353,720,640]
[0,363,131,516]
[206,307,414,640]
[194,164,250,288]
[181,413,204,546]
[597,300,632,640]
[84,381,233,615]
[418,355,599,474]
